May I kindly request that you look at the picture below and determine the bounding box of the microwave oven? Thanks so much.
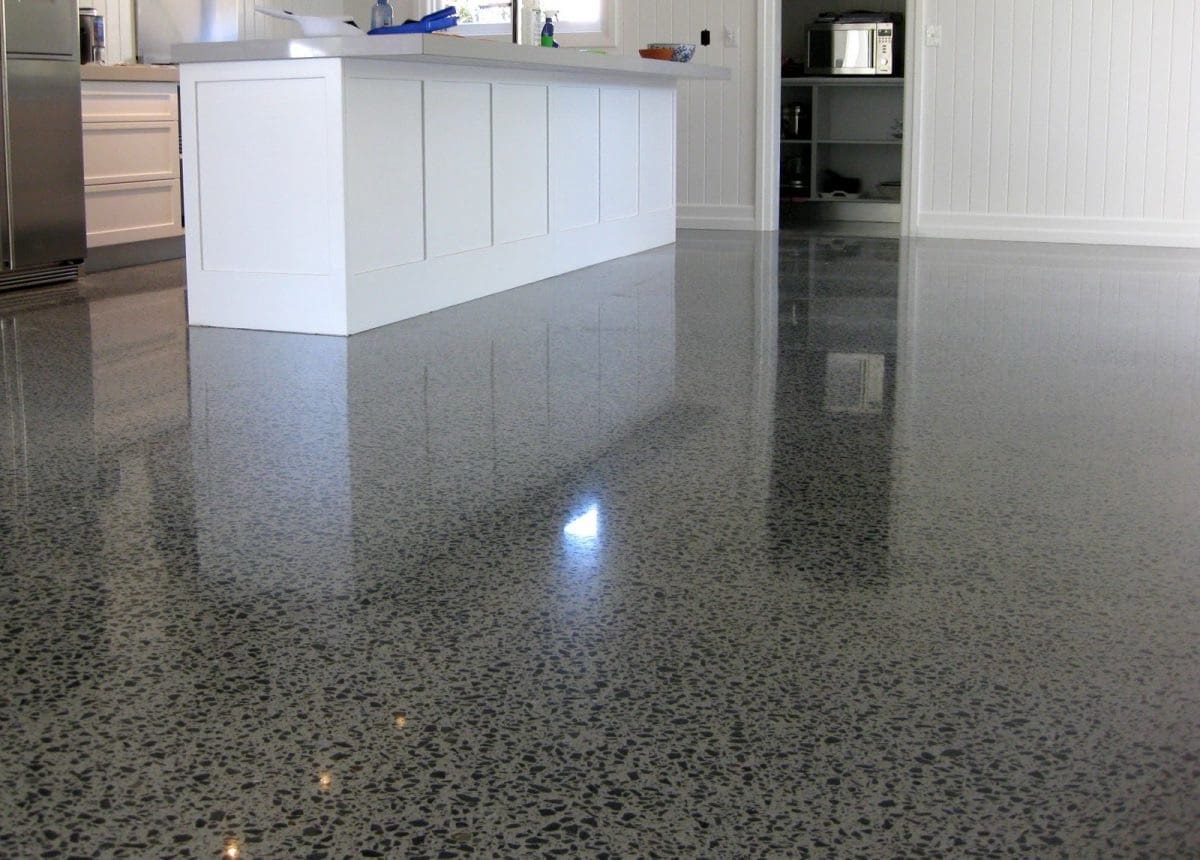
[807,18,899,76]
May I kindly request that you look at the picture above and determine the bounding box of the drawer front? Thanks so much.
[83,121,179,184]
[81,81,178,122]
[85,179,184,247]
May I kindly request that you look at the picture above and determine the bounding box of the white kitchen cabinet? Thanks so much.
[81,76,183,248]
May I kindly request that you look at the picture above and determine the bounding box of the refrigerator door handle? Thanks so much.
[0,6,12,271]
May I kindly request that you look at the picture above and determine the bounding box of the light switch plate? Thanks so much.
[925,25,943,47]
[724,26,738,48]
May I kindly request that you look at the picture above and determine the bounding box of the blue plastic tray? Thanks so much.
[369,6,457,35]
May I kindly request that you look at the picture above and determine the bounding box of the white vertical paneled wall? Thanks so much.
[619,0,756,229]
[916,0,1200,247]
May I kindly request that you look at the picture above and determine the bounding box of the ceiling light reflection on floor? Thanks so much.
[563,503,600,542]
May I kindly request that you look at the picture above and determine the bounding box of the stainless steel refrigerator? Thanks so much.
[0,0,86,290]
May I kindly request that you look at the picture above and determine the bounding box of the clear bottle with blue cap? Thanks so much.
[370,0,394,30]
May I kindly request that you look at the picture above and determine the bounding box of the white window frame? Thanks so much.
[424,0,617,48]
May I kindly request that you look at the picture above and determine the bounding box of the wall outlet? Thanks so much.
[724,26,738,48]
[925,25,942,47]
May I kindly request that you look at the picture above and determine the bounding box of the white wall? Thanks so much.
[241,0,361,39]
[914,0,1200,248]
[618,1,758,230]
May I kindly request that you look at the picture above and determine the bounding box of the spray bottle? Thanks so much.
[540,10,557,47]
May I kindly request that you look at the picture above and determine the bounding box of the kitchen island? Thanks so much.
[174,34,728,335]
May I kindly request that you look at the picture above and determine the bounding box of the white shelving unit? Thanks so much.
[780,77,904,223]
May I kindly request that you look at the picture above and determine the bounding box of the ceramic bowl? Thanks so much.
[639,47,674,60]
[647,42,696,63]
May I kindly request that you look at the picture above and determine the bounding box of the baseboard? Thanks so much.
[677,204,758,231]
[83,236,186,273]
[916,212,1200,249]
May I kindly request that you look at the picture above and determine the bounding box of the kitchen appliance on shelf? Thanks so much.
[0,0,87,290]
[78,7,104,64]
[781,103,810,140]
[807,11,901,77]
[781,155,810,199]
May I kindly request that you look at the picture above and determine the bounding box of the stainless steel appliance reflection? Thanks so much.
[0,0,86,290]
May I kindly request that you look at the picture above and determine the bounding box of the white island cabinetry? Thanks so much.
[175,35,728,336]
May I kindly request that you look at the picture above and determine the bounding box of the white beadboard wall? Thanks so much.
[916,0,1200,247]
[618,1,756,230]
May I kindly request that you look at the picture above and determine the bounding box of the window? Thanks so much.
[427,0,616,47]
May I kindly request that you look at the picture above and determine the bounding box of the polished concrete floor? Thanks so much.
[2,232,1199,857]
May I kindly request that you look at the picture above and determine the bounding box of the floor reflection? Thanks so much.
[771,235,899,584]
[1,233,1198,856]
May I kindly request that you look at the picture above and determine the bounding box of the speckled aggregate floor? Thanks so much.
[2,232,1198,857]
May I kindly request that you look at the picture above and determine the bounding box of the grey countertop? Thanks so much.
[81,64,179,83]
[172,33,729,81]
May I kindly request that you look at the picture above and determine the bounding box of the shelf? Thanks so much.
[816,139,903,145]
[799,197,901,224]
[778,70,903,225]
[782,196,901,205]
[814,197,898,204]
[782,77,904,87]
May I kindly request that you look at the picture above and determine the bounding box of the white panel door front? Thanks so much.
[638,86,674,214]
[549,85,600,231]
[425,80,493,258]
[492,83,549,245]
[344,76,425,274]
[82,121,179,184]
[600,87,638,222]
[196,77,331,274]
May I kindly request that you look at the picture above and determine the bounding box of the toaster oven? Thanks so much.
[807,17,898,76]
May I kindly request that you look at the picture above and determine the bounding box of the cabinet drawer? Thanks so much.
[83,121,179,184]
[81,81,178,122]
[85,179,183,248]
